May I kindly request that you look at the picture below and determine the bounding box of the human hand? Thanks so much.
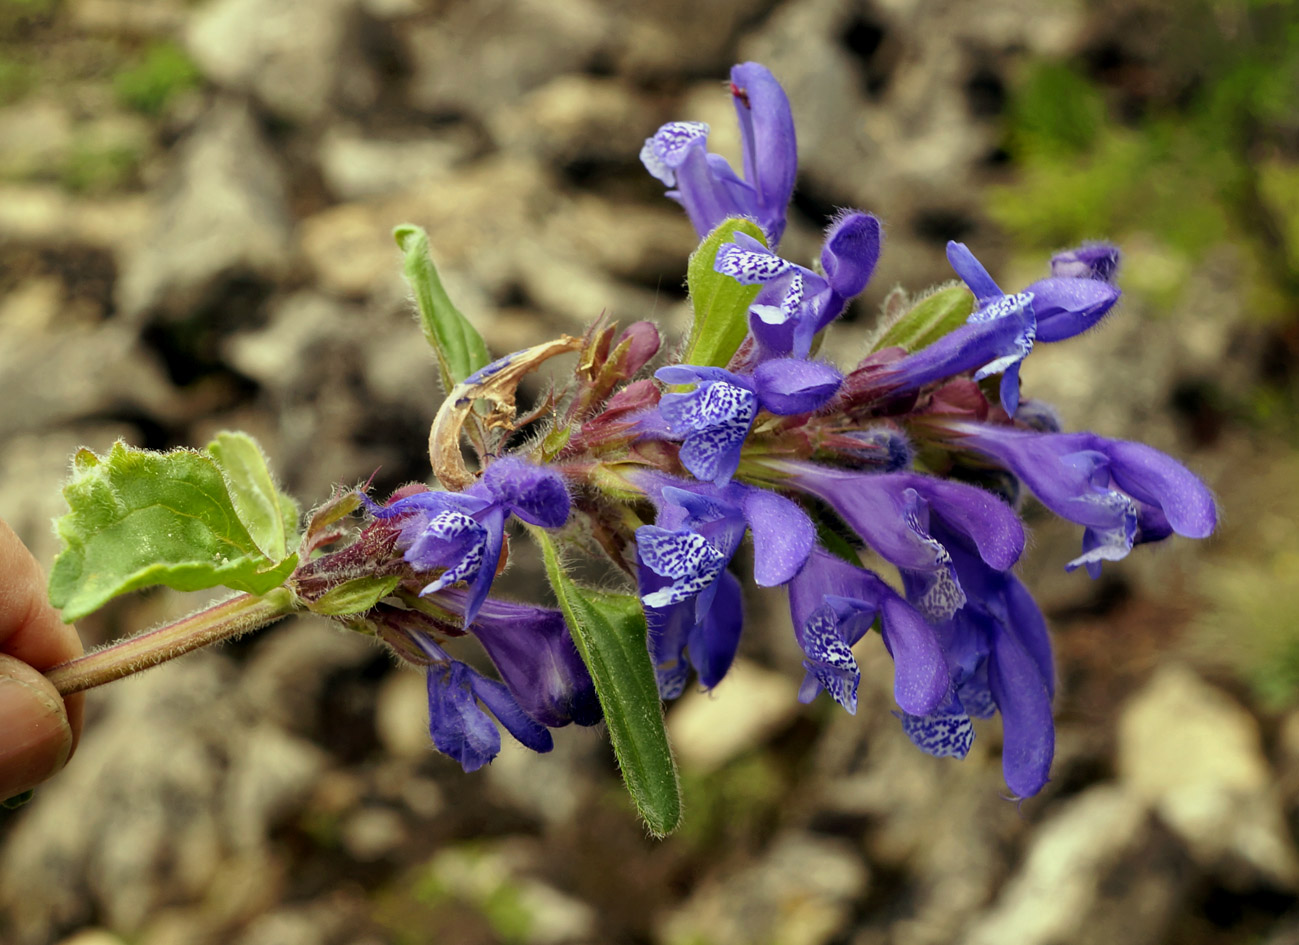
[1,518,83,804]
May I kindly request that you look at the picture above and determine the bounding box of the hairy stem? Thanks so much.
[45,589,299,697]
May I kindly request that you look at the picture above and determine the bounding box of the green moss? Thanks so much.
[480,882,534,945]
[112,42,200,115]
[991,1,1299,320]
[59,138,139,193]
[1198,550,1299,709]
[1006,62,1106,158]
[0,54,34,105]
[678,753,785,850]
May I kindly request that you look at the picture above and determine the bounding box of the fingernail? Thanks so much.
[0,671,72,802]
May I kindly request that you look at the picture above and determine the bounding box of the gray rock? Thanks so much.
[0,184,151,261]
[0,655,237,940]
[423,840,598,945]
[487,74,654,166]
[659,832,868,945]
[340,805,406,861]
[185,0,357,123]
[239,617,378,735]
[606,0,767,78]
[0,326,182,442]
[809,643,1026,945]
[317,125,476,201]
[403,0,610,117]
[1117,663,1299,888]
[541,194,696,285]
[69,0,188,36]
[0,635,353,944]
[0,425,140,567]
[117,100,292,321]
[0,99,75,180]
[667,659,801,773]
[296,155,555,302]
[958,786,1183,945]
[222,724,329,852]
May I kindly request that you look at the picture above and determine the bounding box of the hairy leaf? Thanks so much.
[395,223,492,390]
[49,440,299,622]
[532,528,682,837]
[207,430,299,560]
[683,218,768,369]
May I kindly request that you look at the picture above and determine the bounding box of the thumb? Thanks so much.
[0,653,74,803]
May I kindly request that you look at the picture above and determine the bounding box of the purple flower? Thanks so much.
[776,462,1025,621]
[945,421,1217,575]
[640,62,797,245]
[714,211,881,358]
[1051,242,1120,283]
[950,241,1122,345]
[898,526,1055,798]
[439,592,601,729]
[402,630,554,773]
[363,457,569,626]
[634,475,814,696]
[425,658,553,772]
[787,548,949,716]
[864,242,1121,416]
[655,360,842,486]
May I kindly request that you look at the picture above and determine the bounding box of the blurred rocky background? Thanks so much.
[2,0,1299,942]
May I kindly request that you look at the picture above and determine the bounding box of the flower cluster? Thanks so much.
[327,60,1215,798]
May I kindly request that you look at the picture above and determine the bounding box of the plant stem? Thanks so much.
[44,589,299,697]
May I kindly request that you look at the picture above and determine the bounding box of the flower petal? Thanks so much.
[458,508,505,626]
[467,598,601,728]
[636,526,728,607]
[688,570,744,689]
[427,662,502,772]
[1026,277,1120,343]
[910,475,1026,571]
[1103,440,1217,539]
[736,484,815,586]
[1050,242,1121,283]
[407,509,489,583]
[879,594,950,716]
[798,601,862,713]
[469,670,554,755]
[730,61,797,245]
[479,456,570,528]
[946,241,1003,303]
[1001,574,1055,699]
[752,358,843,415]
[640,121,709,185]
[820,211,881,301]
[715,239,793,284]
[900,693,975,759]
[681,423,749,486]
[988,623,1054,798]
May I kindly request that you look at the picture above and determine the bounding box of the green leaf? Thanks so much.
[531,527,682,836]
[308,574,402,616]
[872,284,976,353]
[207,430,299,561]
[395,223,492,390]
[683,217,768,368]
[49,441,299,622]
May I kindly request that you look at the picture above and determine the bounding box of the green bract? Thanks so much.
[873,284,976,353]
[395,223,492,391]
[48,437,300,622]
[207,431,299,561]
[532,527,682,837]
[682,217,769,369]
[308,575,403,616]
